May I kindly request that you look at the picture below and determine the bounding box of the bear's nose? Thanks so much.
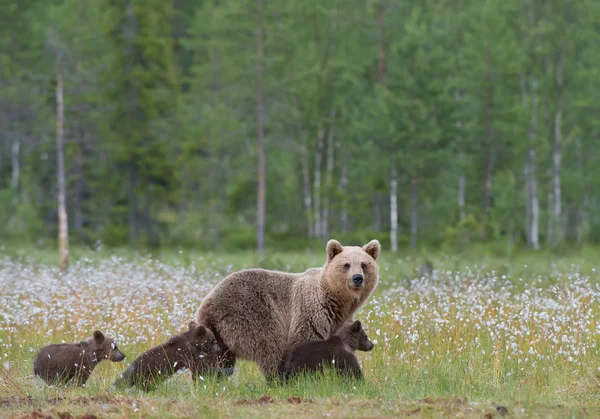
[352,274,364,285]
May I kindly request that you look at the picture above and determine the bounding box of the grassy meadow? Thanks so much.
[1,244,600,418]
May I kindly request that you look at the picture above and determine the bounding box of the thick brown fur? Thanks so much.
[277,320,374,381]
[33,330,125,386]
[197,239,380,378]
[114,321,221,391]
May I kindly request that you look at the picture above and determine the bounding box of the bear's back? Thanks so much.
[201,268,305,322]
[34,343,88,382]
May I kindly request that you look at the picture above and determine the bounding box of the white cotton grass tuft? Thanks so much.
[1,253,599,393]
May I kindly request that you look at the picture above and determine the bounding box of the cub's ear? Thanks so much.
[194,325,207,337]
[188,321,198,332]
[351,320,362,332]
[326,239,344,262]
[93,330,105,344]
[362,240,381,260]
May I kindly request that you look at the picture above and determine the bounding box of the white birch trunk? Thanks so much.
[256,0,266,254]
[529,146,540,250]
[458,174,465,222]
[56,54,69,270]
[410,177,418,248]
[313,125,325,238]
[522,75,540,250]
[302,134,313,238]
[552,54,564,247]
[338,162,348,233]
[321,108,336,239]
[390,160,398,253]
[455,91,465,222]
[11,139,20,191]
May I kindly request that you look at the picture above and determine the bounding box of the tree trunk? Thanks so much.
[56,54,69,270]
[301,133,313,238]
[321,108,336,239]
[551,54,564,248]
[74,126,84,235]
[482,49,494,234]
[124,2,139,244]
[312,125,325,239]
[458,171,465,222]
[256,0,266,255]
[128,165,138,243]
[455,91,465,222]
[377,2,385,83]
[374,194,382,232]
[527,147,540,250]
[11,138,19,192]
[522,75,539,250]
[552,108,562,248]
[575,137,587,246]
[525,158,532,246]
[410,177,418,249]
[379,1,397,251]
[390,159,398,253]
[483,147,495,219]
[546,188,554,247]
[338,160,348,233]
[544,103,554,247]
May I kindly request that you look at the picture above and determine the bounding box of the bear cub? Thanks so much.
[278,320,374,381]
[114,321,222,391]
[34,330,126,386]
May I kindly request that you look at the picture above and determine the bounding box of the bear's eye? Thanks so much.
[344,263,351,270]
[361,262,367,270]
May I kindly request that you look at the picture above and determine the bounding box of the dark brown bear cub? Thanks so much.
[278,320,374,381]
[114,321,222,391]
[33,330,126,386]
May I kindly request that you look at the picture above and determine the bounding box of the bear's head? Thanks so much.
[88,330,126,363]
[337,320,374,352]
[324,239,380,299]
[186,321,222,361]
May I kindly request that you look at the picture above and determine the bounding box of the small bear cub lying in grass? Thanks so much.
[34,330,126,386]
[278,320,374,381]
[114,321,222,391]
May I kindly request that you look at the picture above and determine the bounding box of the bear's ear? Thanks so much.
[326,239,344,262]
[351,320,362,332]
[188,321,198,332]
[93,330,105,344]
[362,240,381,260]
[194,325,207,338]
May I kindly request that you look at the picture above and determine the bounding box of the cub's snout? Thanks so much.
[110,349,126,362]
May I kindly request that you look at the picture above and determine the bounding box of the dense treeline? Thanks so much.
[1,0,599,253]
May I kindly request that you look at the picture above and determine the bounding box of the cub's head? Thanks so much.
[337,320,374,352]
[88,330,126,363]
[324,239,380,298]
[186,321,222,361]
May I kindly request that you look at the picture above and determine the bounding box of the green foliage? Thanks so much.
[0,0,599,252]
[442,214,485,252]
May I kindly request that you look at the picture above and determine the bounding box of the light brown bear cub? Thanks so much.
[197,239,380,379]
[278,320,374,381]
[114,321,221,391]
[33,330,126,386]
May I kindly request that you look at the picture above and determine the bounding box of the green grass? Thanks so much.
[1,245,600,417]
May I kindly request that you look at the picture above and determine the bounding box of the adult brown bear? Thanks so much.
[197,239,380,379]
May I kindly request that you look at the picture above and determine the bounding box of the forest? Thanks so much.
[1,0,599,254]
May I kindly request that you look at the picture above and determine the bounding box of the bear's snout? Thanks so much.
[351,274,364,287]
[110,350,126,362]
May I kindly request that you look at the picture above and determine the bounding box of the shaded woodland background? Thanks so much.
[1,0,599,255]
